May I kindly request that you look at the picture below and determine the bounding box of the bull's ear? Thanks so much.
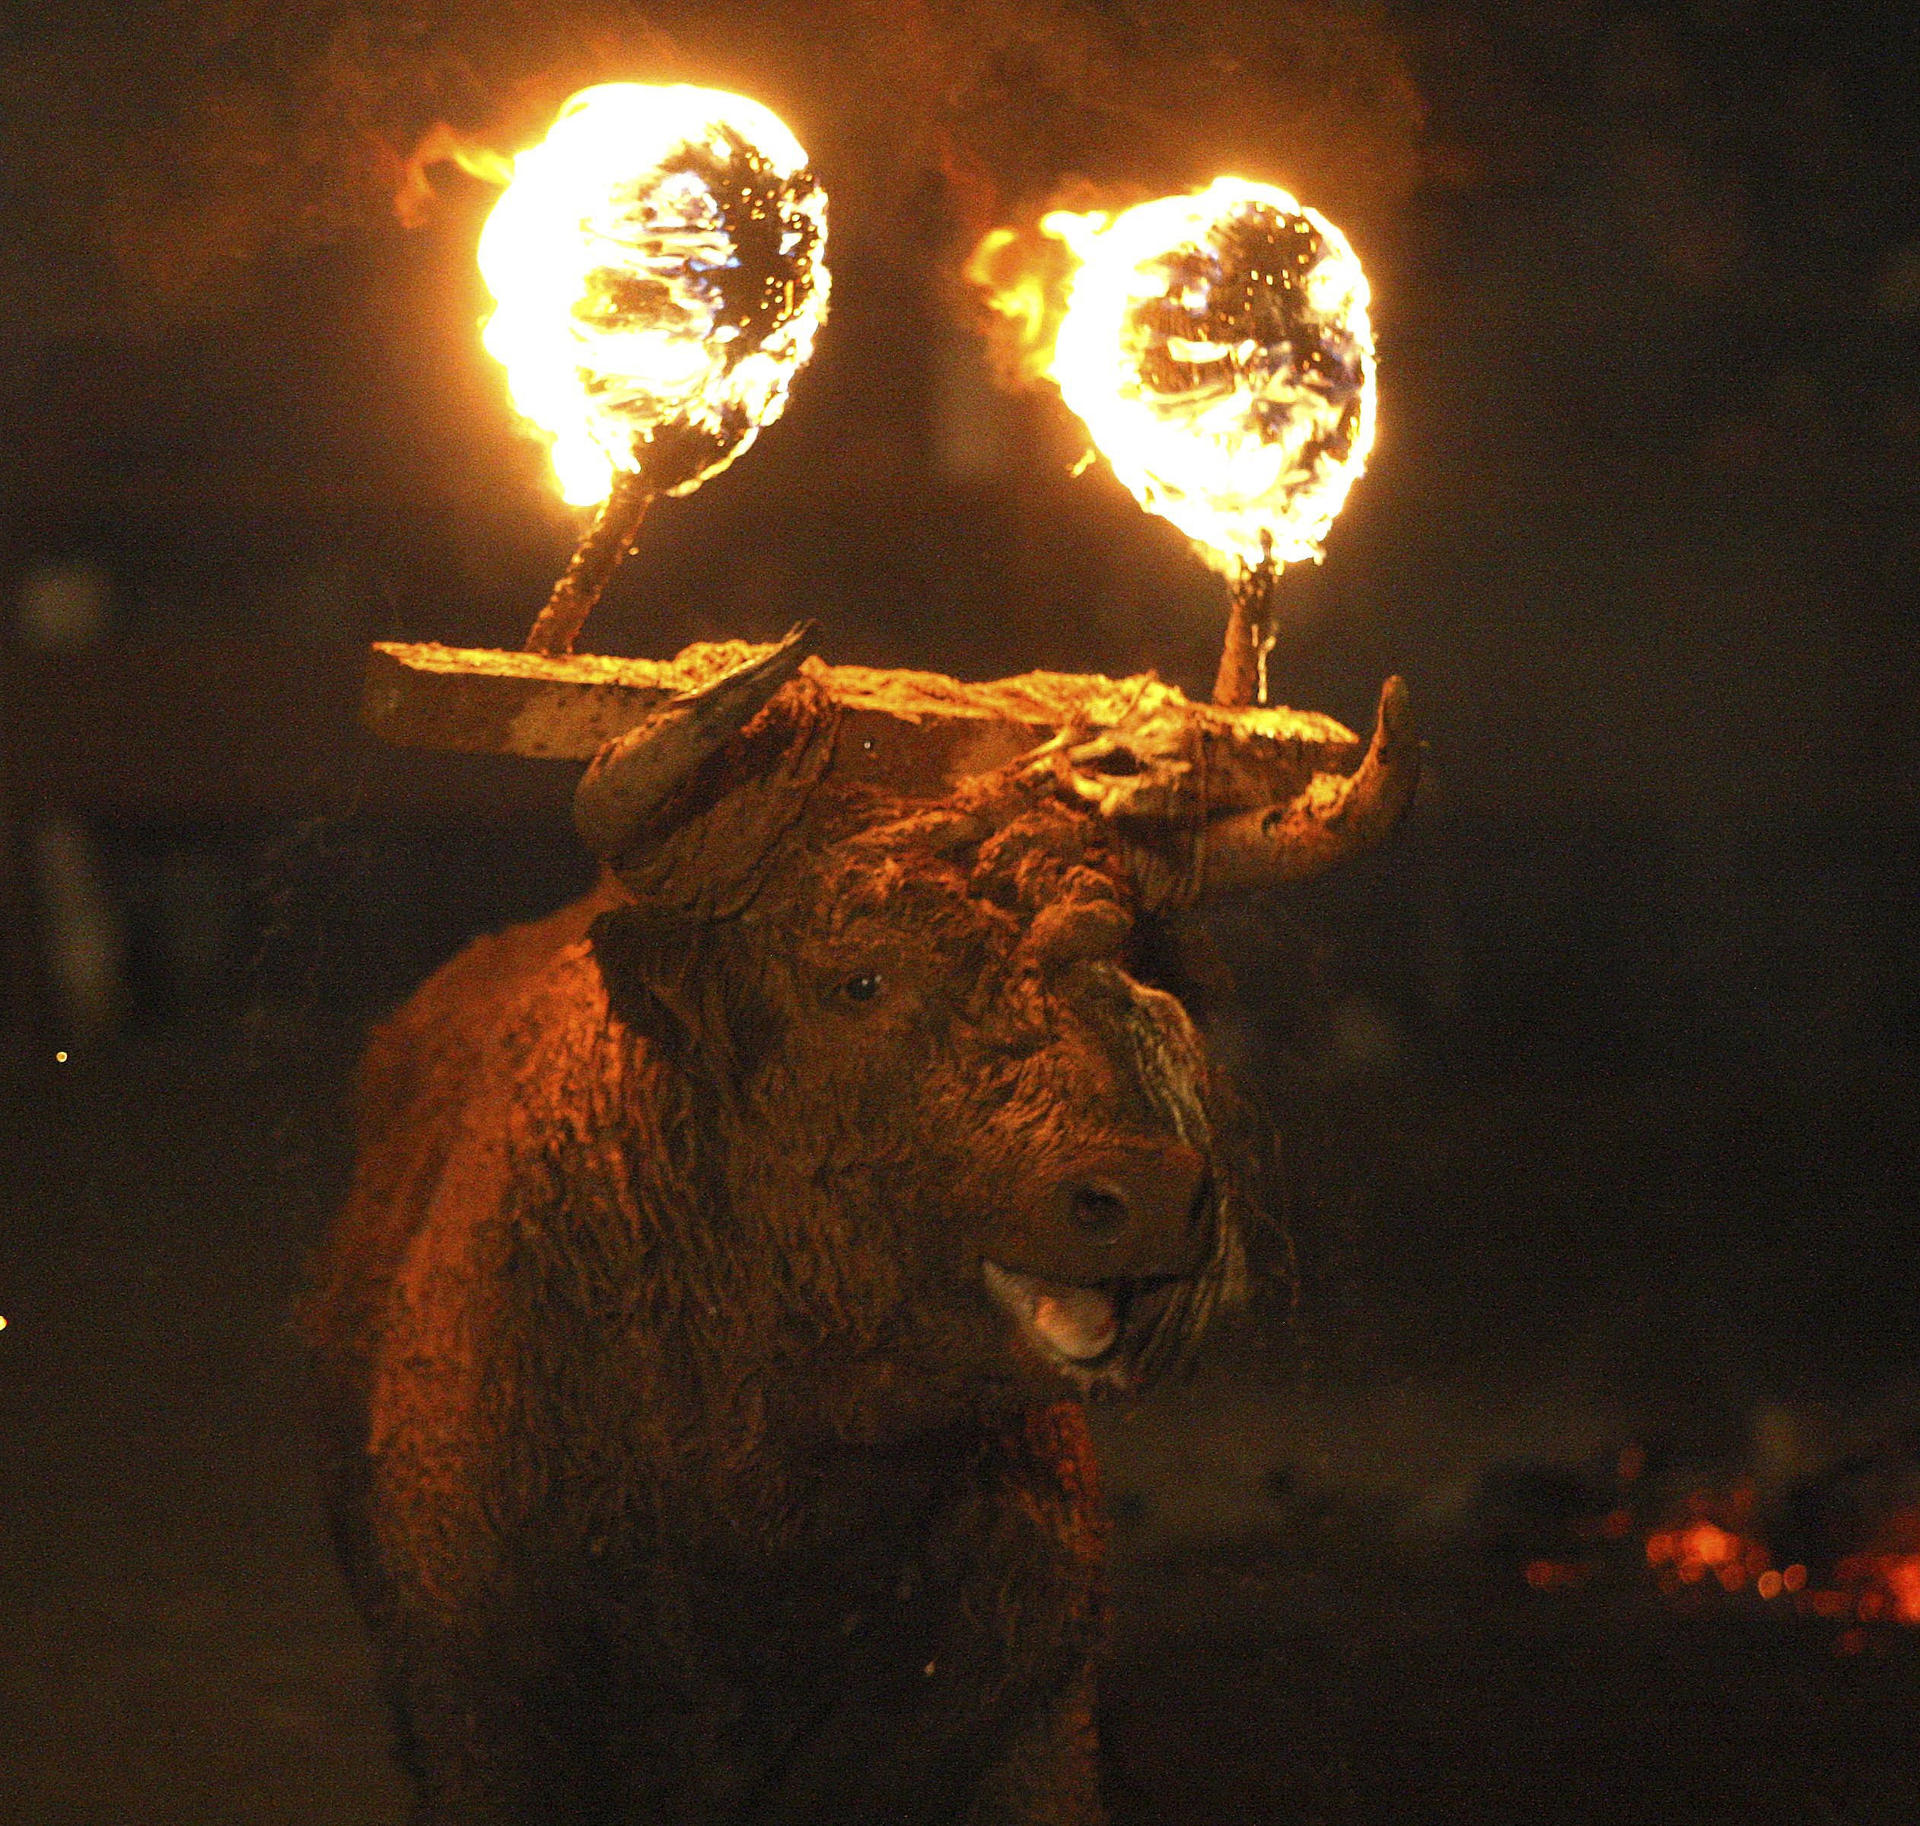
[589,907,774,1091]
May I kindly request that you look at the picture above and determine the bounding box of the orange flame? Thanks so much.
[476,83,829,506]
[393,122,515,230]
[964,223,1076,385]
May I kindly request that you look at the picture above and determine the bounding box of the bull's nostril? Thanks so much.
[1069,1185,1130,1238]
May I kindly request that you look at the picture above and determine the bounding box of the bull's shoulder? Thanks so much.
[302,880,632,1404]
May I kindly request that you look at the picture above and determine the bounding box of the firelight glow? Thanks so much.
[477,83,829,507]
[994,178,1376,574]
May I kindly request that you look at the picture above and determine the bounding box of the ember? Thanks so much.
[1516,1457,1920,1646]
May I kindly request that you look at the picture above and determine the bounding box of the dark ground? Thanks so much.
[7,1017,1920,1826]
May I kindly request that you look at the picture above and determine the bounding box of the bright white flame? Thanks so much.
[478,83,829,505]
[1039,178,1375,573]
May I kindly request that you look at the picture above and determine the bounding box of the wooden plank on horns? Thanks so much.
[362,638,1363,799]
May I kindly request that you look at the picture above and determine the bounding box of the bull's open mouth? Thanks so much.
[981,1259,1187,1389]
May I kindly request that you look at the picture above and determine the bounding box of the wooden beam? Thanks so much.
[362,639,1366,802]
[0,635,1372,826]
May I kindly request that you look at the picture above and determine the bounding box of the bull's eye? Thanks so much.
[841,971,884,1005]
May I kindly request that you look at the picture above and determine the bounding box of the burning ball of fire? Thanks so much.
[1035,179,1375,573]
[477,84,829,507]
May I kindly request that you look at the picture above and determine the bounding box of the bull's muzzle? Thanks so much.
[1041,1143,1211,1284]
[981,1138,1215,1389]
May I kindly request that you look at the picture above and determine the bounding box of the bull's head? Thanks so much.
[575,627,1417,1411]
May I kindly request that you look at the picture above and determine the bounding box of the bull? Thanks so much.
[302,628,1417,1824]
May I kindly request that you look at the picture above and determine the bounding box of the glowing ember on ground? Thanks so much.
[976,178,1375,577]
[477,83,829,508]
[1514,1453,1920,1648]
[1646,1515,1771,1592]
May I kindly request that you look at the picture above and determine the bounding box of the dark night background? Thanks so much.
[3,2,1918,1820]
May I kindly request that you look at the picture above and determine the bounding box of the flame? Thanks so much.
[393,122,515,229]
[975,178,1376,574]
[964,224,1076,385]
[476,83,829,506]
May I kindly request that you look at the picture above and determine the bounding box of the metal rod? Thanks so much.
[525,468,656,656]
[1212,532,1278,708]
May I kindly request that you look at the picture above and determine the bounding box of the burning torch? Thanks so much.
[977,177,1376,707]
[477,82,830,655]
[362,97,1414,890]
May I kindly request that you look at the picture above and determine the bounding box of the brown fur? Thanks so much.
[302,772,1254,1825]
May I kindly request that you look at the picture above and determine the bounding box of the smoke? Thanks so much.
[0,1,1426,329]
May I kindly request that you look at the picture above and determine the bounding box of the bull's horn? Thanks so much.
[574,622,817,865]
[1200,675,1420,892]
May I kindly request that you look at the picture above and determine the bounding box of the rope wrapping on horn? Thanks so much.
[1020,673,1417,910]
